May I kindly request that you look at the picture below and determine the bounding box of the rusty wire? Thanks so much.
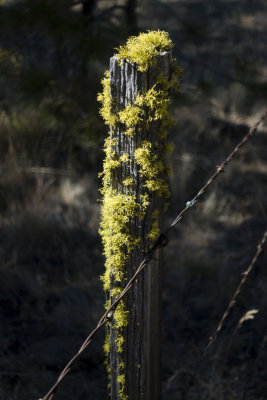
[206,229,267,351]
[38,110,267,400]
[165,229,267,396]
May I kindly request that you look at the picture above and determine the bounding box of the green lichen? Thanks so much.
[116,30,174,71]
[98,30,182,399]
[120,153,130,163]
[119,100,144,127]
[147,209,160,241]
[135,140,169,196]
[116,334,125,353]
[122,178,134,187]
[97,71,117,127]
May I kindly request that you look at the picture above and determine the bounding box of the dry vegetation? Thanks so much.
[0,1,267,399]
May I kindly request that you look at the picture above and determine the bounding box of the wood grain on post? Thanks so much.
[108,51,172,400]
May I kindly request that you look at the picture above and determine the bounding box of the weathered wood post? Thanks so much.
[98,31,181,400]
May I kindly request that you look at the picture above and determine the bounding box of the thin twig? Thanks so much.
[38,110,267,400]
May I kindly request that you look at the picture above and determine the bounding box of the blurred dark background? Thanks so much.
[0,1,267,399]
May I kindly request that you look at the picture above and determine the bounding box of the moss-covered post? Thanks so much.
[98,31,181,400]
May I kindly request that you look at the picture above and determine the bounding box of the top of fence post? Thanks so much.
[98,31,181,400]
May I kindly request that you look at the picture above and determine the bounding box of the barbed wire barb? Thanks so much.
[38,110,267,400]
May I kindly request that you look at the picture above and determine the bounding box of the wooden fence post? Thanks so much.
[98,31,181,400]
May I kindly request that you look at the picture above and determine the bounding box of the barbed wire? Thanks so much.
[164,229,267,396]
[206,230,267,351]
[38,110,267,400]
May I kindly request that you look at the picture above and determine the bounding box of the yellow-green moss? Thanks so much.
[147,210,160,241]
[103,329,111,359]
[120,153,130,163]
[119,101,144,127]
[135,140,169,197]
[123,178,134,187]
[116,335,125,353]
[97,71,117,127]
[100,192,142,291]
[98,30,181,400]
[116,30,174,72]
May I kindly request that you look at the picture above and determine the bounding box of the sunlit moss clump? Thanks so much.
[116,30,174,71]
[97,71,117,127]
[98,30,181,399]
